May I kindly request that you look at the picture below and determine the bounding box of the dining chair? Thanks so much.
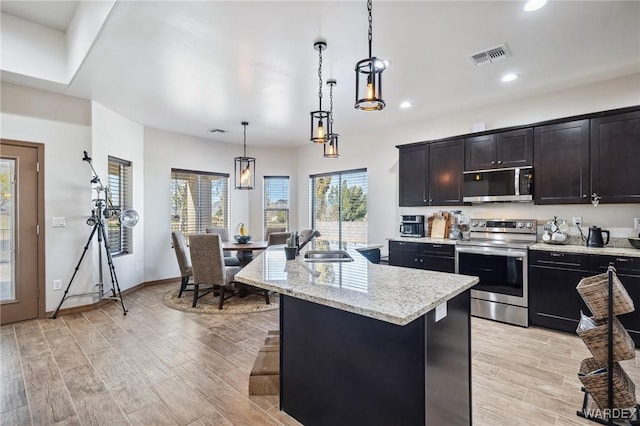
[267,231,291,246]
[265,226,287,240]
[189,234,243,309]
[206,227,241,267]
[171,231,193,298]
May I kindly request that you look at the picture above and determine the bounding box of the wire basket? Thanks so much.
[576,272,634,319]
[577,315,635,363]
[578,357,637,410]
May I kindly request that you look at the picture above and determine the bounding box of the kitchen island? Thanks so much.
[235,244,479,426]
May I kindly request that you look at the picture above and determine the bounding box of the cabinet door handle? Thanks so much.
[491,161,495,165]
[582,194,587,198]
[616,258,632,262]
[432,244,442,248]
[497,160,502,164]
[420,259,424,263]
[550,253,564,257]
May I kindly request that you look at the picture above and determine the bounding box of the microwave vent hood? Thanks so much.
[462,166,533,203]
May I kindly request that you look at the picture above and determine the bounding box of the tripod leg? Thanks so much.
[50,223,100,319]
[99,222,128,315]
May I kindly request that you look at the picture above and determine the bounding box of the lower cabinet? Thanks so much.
[529,251,640,346]
[389,241,455,273]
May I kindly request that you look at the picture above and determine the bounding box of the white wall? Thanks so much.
[91,102,145,291]
[142,127,298,282]
[296,73,640,254]
[1,82,93,310]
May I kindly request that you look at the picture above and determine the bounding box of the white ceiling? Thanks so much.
[3,1,640,148]
[0,0,78,32]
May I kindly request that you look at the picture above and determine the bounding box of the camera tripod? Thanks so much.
[50,197,128,319]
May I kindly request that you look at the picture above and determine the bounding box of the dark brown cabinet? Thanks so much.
[533,119,590,204]
[398,145,428,206]
[464,128,532,171]
[529,251,591,333]
[398,139,463,206]
[591,110,640,204]
[429,139,463,206]
[388,241,455,273]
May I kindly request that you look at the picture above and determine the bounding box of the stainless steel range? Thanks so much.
[455,219,537,327]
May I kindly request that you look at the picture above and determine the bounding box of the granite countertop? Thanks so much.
[530,243,640,258]
[387,236,457,245]
[234,243,478,326]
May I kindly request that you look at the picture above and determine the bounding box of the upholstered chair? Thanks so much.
[205,227,241,267]
[264,226,286,240]
[267,231,291,246]
[171,231,193,298]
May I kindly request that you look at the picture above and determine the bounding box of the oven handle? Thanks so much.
[455,246,528,258]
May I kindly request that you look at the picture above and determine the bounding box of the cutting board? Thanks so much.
[431,218,447,238]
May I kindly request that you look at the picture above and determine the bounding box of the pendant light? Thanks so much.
[310,40,330,143]
[324,79,339,158]
[234,121,255,190]
[355,0,386,111]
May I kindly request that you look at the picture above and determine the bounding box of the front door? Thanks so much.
[0,140,42,324]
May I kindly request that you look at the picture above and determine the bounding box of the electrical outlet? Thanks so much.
[634,218,640,230]
[573,217,583,226]
[53,279,62,291]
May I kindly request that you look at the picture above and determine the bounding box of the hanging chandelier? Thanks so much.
[324,79,339,158]
[310,40,330,143]
[234,121,255,190]
[355,0,386,111]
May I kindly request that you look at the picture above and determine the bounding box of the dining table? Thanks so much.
[221,239,270,266]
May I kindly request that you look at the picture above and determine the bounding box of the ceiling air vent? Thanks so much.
[209,128,228,133]
[468,44,511,67]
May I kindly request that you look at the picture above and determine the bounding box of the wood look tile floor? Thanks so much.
[2,282,639,425]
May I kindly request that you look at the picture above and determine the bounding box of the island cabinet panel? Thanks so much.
[399,145,429,206]
[529,251,591,333]
[429,139,464,205]
[590,255,640,346]
[533,119,590,204]
[388,241,422,268]
[279,291,471,426]
[590,110,640,203]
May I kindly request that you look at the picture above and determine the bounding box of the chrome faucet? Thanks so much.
[297,230,321,251]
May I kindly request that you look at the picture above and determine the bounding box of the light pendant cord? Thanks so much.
[367,0,373,59]
[318,46,323,110]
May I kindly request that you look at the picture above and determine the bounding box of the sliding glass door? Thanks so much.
[310,169,367,246]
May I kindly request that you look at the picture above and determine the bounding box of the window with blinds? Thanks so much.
[264,176,290,239]
[170,168,229,241]
[309,168,367,245]
[107,156,132,255]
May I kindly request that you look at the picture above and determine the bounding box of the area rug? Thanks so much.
[163,288,279,314]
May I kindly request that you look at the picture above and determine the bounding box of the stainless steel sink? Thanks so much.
[302,250,354,262]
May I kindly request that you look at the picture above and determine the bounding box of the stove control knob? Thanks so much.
[478,221,486,228]
[525,222,533,228]
[471,221,478,227]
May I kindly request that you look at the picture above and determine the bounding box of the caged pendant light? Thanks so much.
[234,121,255,190]
[324,79,339,158]
[355,0,386,111]
[310,40,331,143]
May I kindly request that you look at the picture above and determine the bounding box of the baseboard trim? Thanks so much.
[45,277,181,318]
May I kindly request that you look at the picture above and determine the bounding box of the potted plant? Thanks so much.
[284,231,298,260]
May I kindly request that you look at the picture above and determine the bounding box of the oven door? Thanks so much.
[455,246,528,307]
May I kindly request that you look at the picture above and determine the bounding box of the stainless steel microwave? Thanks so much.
[462,166,533,203]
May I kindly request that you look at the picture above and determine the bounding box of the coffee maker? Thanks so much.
[400,215,425,237]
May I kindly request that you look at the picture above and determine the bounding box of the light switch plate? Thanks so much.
[52,217,66,227]
[53,280,62,291]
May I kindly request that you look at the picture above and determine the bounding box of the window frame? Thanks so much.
[170,168,230,242]
[263,175,290,238]
[107,156,132,256]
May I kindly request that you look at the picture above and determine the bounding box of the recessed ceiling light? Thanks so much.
[501,73,518,82]
[400,101,412,109]
[523,0,547,12]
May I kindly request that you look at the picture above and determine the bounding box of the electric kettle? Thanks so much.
[586,226,610,248]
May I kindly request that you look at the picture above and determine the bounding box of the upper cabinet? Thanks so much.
[464,128,533,171]
[399,145,429,206]
[590,110,640,203]
[398,139,463,206]
[534,119,590,204]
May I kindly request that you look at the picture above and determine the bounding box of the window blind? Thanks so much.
[264,176,290,239]
[309,168,367,245]
[108,156,132,255]
[171,168,229,242]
